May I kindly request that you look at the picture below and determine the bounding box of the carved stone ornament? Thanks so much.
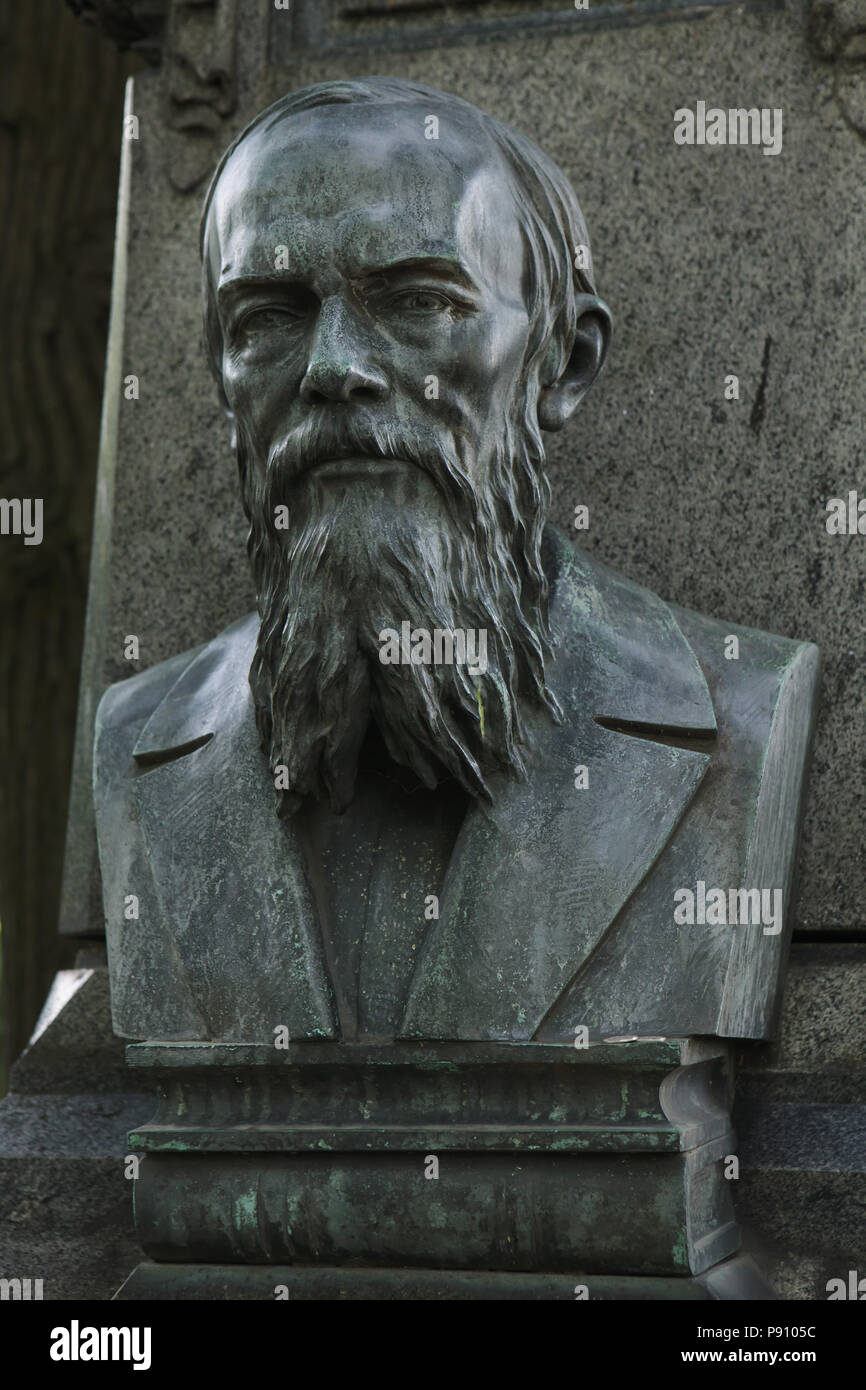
[809,0,866,135]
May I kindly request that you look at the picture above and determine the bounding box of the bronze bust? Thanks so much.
[95,79,818,1046]
[94,80,819,1299]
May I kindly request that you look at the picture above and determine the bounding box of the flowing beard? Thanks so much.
[239,406,561,816]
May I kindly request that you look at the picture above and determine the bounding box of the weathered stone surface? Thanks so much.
[118,1039,754,1297]
[0,961,151,1300]
[115,1263,715,1300]
[1,949,859,1299]
[733,945,866,1300]
[11,964,129,1094]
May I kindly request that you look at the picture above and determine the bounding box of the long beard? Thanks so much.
[240,408,561,816]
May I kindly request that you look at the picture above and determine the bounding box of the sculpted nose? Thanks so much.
[299,297,389,405]
[300,361,389,405]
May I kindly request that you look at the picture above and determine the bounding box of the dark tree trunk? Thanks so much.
[0,0,136,1083]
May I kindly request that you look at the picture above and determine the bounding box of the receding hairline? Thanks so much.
[199,77,598,385]
[200,77,588,250]
[202,92,523,265]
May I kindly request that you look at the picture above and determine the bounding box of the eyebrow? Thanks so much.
[355,255,480,294]
[217,254,481,306]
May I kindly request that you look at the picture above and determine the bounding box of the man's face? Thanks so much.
[205,101,532,514]
[203,100,561,812]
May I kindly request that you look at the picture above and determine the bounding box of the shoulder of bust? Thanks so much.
[94,610,259,773]
[94,641,207,751]
[669,599,821,733]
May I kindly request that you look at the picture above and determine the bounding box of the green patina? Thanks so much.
[672,1225,689,1269]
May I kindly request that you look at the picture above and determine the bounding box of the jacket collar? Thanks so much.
[132,527,715,1041]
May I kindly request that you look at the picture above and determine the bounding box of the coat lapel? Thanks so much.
[130,529,716,1044]
[399,531,717,1040]
[132,614,337,1042]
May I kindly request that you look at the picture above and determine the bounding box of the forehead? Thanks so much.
[206,102,525,290]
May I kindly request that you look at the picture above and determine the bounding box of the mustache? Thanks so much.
[261,412,475,503]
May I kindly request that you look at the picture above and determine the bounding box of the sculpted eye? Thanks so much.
[391,289,453,314]
[237,305,305,336]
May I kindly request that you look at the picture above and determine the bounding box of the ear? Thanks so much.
[537,294,613,432]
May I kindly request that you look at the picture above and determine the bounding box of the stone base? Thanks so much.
[0,957,152,1301]
[3,945,862,1299]
[114,1262,710,1300]
[114,1252,775,1300]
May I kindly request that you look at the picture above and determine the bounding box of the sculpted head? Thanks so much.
[200,78,611,813]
